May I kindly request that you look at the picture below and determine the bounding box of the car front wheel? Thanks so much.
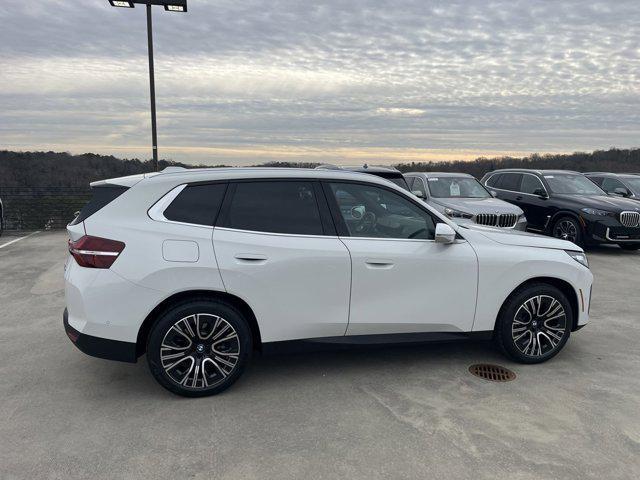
[147,299,252,397]
[552,216,582,246]
[495,283,573,364]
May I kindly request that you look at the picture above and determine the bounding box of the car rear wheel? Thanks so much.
[619,244,640,251]
[495,283,572,364]
[147,299,252,397]
[552,216,582,246]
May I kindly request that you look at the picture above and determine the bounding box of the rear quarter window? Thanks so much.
[163,183,227,226]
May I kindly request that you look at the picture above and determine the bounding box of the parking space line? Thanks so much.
[0,231,41,249]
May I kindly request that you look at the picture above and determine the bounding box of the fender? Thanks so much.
[546,210,585,235]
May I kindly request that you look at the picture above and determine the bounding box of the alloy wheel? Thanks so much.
[512,295,567,357]
[553,220,578,243]
[160,313,240,389]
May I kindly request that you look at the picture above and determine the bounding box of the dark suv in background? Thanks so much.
[315,164,410,190]
[585,172,640,200]
[481,169,640,250]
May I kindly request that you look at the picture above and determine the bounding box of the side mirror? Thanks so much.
[435,223,456,244]
[613,187,630,197]
[533,188,548,198]
[412,190,425,198]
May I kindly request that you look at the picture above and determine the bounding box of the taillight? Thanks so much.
[68,235,125,269]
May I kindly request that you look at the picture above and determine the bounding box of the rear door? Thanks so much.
[516,173,549,230]
[324,181,478,336]
[213,180,351,343]
[486,172,523,205]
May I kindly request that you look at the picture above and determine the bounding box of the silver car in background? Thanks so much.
[405,172,527,230]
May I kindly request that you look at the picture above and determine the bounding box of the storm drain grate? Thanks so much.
[468,364,516,382]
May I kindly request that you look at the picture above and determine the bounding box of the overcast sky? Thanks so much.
[1,0,639,165]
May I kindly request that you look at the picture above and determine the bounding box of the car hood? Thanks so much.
[554,194,640,212]
[464,224,579,251]
[432,197,523,215]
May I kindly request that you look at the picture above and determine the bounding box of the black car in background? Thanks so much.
[585,172,640,200]
[480,169,640,250]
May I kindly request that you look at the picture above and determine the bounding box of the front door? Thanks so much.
[324,181,478,335]
[213,180,351,343]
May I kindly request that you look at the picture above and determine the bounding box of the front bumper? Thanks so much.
[586,219,640,244]
[64,308,137,363]
[449,216,527,231]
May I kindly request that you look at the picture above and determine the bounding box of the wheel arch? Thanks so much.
[547,210,585,235]
[136,289,262,357]
[498,277,580,332]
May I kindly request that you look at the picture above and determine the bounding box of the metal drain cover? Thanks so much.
[468,364,516,382]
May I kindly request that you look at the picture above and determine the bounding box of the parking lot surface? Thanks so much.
[1,231,639,480]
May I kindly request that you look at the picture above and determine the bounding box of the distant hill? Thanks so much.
[0,148,639,188]
[394,148,640,178]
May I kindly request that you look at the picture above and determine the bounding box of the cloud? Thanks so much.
[0,0,639,164]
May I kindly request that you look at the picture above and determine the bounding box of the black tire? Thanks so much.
[552,216,583,247]
[494,283,573,364]
[147,299,252,397]
[619,244,640,251]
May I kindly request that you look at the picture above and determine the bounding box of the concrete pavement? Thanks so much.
[1,231,639,479]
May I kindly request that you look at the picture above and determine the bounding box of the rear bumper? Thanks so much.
[64,308,137,363]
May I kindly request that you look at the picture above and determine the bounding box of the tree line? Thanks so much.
[0,148,638,188]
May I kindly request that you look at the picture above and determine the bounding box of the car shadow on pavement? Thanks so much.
[584,244,639,255]
[71,339,502,399]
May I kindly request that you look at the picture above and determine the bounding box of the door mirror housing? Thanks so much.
[412,190,425,198]
[533,188,548,198]
[435,223,456,244]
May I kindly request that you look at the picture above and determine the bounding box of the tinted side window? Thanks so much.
[412,177,428,197]
[224,181,323,235]
[520,174,545,194]
[164,183,227,226]
[485,174,502,188]
[405,177,415,189]
[329,182,435,240]
[601,177,626,193]
[499,173,523,191]
[588,176,604,187]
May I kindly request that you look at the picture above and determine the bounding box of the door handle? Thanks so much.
[365,259,394,269]
[234,253,268,263]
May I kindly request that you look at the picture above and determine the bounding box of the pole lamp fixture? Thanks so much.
[107,1,188,171]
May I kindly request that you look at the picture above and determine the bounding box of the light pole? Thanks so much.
[107,1,188,171]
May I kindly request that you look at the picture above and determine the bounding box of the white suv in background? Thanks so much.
[65,168,593,397]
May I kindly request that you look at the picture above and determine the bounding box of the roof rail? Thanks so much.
[315,164,344,170]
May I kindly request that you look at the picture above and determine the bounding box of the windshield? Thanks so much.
[544,174,605,195]
[427,177,490,198]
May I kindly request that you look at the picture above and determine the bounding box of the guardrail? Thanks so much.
[0,187,91,231]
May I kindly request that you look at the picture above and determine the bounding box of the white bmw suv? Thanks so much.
[65,167,593,397]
